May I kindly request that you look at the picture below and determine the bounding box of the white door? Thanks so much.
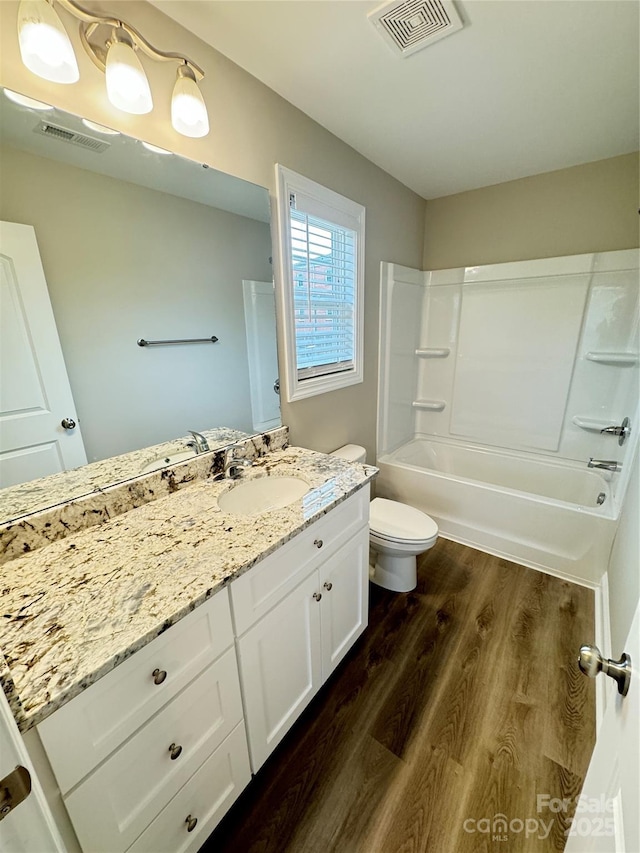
[242,280,280,432]
[0,689,66,852]
[319,528,369,679]
[0,221,86,489]
[236,571,322,772]
[566,601,639,852]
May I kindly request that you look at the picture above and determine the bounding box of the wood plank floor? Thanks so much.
[201,538,596,853]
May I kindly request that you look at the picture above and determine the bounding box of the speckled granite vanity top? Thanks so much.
[1,447,377,733]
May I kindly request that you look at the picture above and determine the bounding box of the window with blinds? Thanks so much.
[276,166,365,402]
[290,208,356,380]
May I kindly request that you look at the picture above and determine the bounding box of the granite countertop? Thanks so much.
[1,447,377,733]
[0,427,251,524]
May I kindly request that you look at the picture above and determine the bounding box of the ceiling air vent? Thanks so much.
[368,0,463,58]
[33,121,110,153]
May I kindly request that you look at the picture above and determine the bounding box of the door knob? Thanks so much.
[273,378,280,395]
[61,417,76,430]
[578,644,631,696]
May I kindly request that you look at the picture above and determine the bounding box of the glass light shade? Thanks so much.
[3,88,53,110]
[171,67,209,138]
[141,141,171,154]
[105,37,153,115]
[17,0,79,84]
[81,118,120,135]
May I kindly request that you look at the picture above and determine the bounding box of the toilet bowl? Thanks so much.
[330,445,439,592]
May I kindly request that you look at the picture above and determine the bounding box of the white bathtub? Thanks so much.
[376,438,618,585]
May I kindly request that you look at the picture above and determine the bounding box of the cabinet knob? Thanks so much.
[185,815,198,833]
[168,743,183,760]
[314,539,323,549]
[152,668,167,685]
[323,582,333,591]
[313,592,322,602]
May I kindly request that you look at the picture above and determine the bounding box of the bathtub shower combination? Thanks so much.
[377,250,639,585]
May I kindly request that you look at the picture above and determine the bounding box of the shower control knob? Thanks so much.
[61,418,76,430]
[578,644,631,696]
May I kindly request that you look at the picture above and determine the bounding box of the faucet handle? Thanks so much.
[600,417,631,446]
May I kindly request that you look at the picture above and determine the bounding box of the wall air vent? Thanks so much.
[33,121,110,153]
[368,0,463,58]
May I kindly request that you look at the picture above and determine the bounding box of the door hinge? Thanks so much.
[0,766,32,821]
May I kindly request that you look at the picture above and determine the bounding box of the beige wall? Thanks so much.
[423,153,639,270]
[1,145,273,461]
[0,0,426,461]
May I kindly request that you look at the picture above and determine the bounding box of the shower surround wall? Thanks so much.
[377,250,639,584]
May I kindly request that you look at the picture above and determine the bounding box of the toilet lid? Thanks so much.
[370,498,438,542]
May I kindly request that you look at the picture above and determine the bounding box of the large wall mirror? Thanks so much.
[0,90,281,523]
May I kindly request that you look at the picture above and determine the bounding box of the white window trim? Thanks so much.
[275,164,365,403]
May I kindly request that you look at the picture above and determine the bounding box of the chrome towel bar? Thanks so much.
[137,336,218,347]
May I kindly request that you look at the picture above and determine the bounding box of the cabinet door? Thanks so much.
[319,527,369,680]
[237,572,322,772]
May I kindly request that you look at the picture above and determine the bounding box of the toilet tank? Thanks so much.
[331,444,367,464]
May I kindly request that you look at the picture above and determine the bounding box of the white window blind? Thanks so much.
[290,208,356,380]
[276,165,365,402]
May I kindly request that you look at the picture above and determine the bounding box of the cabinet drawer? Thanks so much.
[64,647,243,853]
[38,589,234,794]
[231,486,369,635]
[127,721,251,853]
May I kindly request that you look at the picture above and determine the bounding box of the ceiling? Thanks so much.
[153,0,639,199]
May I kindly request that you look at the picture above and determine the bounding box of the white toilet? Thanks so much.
[331,445,439,592]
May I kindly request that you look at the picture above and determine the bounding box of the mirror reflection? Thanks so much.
[0,91,281,523]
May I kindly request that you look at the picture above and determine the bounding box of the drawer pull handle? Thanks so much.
[314,539,323,549]
[168,743,183,760]
[152,668,167,685]
[313,592,322,602]
[323,582,333,591]
[185,815,198,833]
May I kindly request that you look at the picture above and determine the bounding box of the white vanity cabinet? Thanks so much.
[231,487,370,772]
[31,483,372,851]
[37,589,251,853]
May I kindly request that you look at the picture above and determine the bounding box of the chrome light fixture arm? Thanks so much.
[56,0,205,78]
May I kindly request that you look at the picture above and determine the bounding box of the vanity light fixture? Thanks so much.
[17,0,79,83]
[16,0,209,137]
[3,87,53,109]
[141,141,172,155]
[81,118,119,135]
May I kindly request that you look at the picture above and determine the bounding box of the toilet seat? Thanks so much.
[369,497,438,543]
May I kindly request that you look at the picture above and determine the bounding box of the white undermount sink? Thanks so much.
[140,450,197,475]
[218,476,310,515]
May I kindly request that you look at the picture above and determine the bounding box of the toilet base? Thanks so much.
[370,552,417,593]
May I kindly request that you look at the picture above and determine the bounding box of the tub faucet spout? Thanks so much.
[588,458,621,473]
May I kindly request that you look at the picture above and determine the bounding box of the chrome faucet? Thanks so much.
[588,458,622,473]
[600,417,631,446]
[186,430,209,454]
[224,445,253,479]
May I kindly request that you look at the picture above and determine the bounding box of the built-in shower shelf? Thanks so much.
[572,416,613,432]
[412,400,446,411]
[415,348,450,358]
[585,351,639,366]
